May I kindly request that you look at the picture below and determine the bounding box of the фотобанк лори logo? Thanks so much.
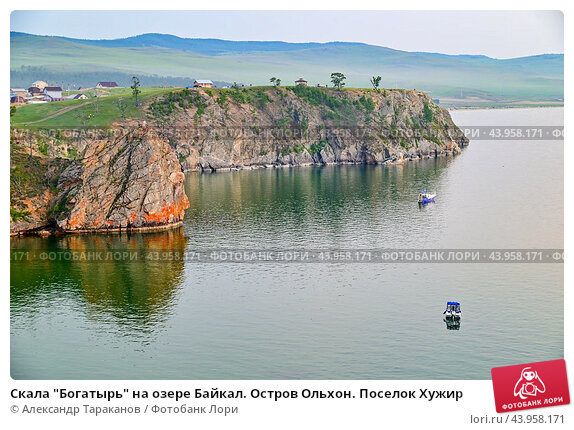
[491,359,570,413]
[514,367,545,399]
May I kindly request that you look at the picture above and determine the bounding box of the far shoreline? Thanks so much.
[448,105,563,112]
[440,102,563,110]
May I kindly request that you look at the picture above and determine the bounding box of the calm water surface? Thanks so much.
[11,108,563,379]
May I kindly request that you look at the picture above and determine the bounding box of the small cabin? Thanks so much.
[96,81,119,89]
[66,93,88,100]
[193,80,214,88]
[10,94,24,105]
[10,88,28,98]
[27,86,43,96]
[295,78,308,86]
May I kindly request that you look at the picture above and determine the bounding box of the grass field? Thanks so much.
[62,87,137,98]
[11,87,175,128]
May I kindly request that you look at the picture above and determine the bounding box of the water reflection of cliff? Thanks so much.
[184,161,452,247]
[10,228,187,329]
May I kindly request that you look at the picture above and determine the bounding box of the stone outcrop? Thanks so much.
[163,87,468,172]
[51,125,189,232]
[9,189,57,235]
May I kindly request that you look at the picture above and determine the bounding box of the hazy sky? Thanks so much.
[10,10,563,58]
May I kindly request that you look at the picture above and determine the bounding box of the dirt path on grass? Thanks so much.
[15,101,94,125]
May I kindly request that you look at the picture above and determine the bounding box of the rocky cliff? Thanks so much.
[154,86,468,172]
[10,87,467,235]
[53,125,189,232]
[10,125,189,235]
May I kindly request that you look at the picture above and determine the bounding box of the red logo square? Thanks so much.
[491,359,570,413]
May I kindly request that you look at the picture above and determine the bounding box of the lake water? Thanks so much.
[10,107,564,379]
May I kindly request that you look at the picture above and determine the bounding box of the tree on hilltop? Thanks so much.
[330,72,346,90]
[370,76,382,92]
[131,76,141,107]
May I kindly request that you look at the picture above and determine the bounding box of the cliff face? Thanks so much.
[154,87,468,172]
[52,125,189,232]
[10,125,189,235]
[10,87,467,235]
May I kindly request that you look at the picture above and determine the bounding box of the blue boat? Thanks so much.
[418,191,436,204]
[443,301,461,319]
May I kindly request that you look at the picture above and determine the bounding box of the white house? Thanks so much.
[43,86,63,101]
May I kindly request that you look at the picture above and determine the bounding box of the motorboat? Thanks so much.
[418,191,436,204]
[443,301,461,319]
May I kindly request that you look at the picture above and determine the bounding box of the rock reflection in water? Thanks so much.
[10,227,187,331]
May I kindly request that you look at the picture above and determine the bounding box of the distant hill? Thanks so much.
[10,32,563,103]
[10,31,368,54]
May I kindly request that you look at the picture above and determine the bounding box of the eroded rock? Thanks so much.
[52,125,189,232]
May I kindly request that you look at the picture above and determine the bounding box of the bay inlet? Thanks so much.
[10,107,563,379]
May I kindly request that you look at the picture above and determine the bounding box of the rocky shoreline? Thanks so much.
[190,146,463,173]
[10,87,468,236]
[10,220,184,237]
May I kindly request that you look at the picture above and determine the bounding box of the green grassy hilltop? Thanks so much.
[11,87,171,128]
